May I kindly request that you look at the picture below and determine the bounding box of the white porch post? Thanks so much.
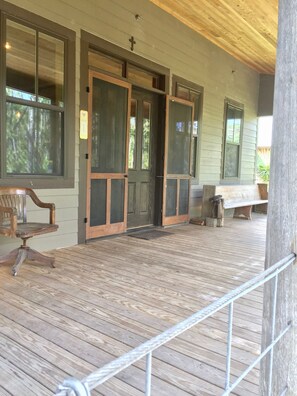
[261,0,297,394]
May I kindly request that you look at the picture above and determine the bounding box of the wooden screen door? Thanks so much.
[162,96,194,226]
[86,71,131,239]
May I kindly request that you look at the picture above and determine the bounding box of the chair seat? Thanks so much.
[15,222,59,238]
[0,187,58,275]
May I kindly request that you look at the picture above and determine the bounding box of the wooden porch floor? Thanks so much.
[0,214,267,396]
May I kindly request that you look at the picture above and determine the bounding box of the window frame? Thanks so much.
[0,1,75,188]
[172,75,203,181]
[222,99,244,181]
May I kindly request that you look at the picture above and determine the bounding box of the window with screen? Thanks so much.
[223,102,243,179]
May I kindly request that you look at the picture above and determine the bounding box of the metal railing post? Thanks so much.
[225,301,234,392]
[145,352,152,396]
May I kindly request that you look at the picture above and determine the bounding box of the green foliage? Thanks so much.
[142,118,150,169]
[257,155,270,182]
[128,117,136,169]
[6,99,62,175]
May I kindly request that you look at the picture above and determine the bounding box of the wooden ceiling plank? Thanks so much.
[149,0,277,73]
[160,0,275,53]
[225,0,278,47]
[217,0,276,49]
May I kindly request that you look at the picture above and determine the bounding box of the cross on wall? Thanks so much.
[129,36,136,51]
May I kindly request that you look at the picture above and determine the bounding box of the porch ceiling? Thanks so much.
[149,0,278,74]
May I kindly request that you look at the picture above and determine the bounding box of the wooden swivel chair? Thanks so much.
[0,187,58,276]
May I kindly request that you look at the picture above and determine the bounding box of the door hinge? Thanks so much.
[85,153,89,159]
[86,86,90,93]
[84,217,88,223]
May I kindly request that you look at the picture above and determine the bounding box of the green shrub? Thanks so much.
[257,155,270,182]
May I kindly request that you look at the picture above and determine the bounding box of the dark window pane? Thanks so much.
[234,109,242,144]
[179,179,189,215]
[226,108,235,143]
[226,122,234,142]
[129,99,137,169]
[6,20,36,100]
[91,78,128,173]
[111,179,125,224]
[167,101,192,175]
[38,33,64,106]
[142,101,151,170]
[166,178,177,217]
[224,144,239,178]
[226,105,242,144]
[90,179,106,226]
[6,102,63,175]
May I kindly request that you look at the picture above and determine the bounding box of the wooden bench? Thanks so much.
[202,184,268,220]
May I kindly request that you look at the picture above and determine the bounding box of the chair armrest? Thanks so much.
[26,188,56,224]
[0,206,17,237]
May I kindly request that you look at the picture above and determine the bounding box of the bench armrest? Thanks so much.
[0,206,17,237]
[26,188,56,224]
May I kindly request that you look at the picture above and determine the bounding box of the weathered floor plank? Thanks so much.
[0,214,267,395]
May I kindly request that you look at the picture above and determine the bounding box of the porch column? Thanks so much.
[261,0,297,394]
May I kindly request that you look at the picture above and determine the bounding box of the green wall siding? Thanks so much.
[1,0,259,250]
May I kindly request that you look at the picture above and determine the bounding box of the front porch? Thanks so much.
[0,215,266,396]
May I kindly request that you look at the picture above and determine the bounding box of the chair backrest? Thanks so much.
[0,187,27,225]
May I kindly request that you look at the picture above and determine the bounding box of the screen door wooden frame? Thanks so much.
[162,95,194,226]
[86,71,131,239]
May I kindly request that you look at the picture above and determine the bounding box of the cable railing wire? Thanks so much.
[55,253,295,396]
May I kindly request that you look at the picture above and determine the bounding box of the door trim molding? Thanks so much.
[79,33,168,242]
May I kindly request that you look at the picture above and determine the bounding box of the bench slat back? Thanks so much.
[214,185,261,201]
